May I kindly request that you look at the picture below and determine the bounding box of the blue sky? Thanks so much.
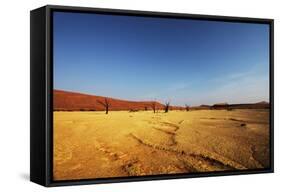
[53,11,269,106]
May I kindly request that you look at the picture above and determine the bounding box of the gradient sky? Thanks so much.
[53,11,270,106]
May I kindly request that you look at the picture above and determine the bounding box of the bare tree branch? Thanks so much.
[185,104,190,111]
[97,98,110,114]
[164,101,170,113]
[151,102,156,113]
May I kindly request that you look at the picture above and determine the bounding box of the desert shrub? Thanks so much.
[129,109,139,112]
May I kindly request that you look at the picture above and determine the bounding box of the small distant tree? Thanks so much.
[151,102,156,113]
[164,101,170,113]
[97,98,110,114]
[144,106,148,111]
[184,104,189,111]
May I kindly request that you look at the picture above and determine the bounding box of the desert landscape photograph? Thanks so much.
[53,12,270,180]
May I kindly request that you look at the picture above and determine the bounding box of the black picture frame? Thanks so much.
[30,5,274,187]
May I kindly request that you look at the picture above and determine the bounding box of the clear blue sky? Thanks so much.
[53,11,269,106]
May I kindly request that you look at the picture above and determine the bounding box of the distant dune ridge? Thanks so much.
[211,102,269,110]
[53,89,269,111]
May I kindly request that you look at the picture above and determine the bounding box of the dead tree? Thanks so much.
[151,102,156,113]
[97,98,110,114]
[185,104,190,111]
[164,102,170,113]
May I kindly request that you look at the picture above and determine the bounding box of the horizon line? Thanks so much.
[53,89,269,107]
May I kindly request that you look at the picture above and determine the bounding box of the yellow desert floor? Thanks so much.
[53,109,270,180]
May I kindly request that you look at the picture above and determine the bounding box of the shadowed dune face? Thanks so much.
[53,109,270,180]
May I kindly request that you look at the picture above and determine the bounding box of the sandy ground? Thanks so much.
[53,109,270,180]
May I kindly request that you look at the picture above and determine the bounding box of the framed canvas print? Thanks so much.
[30,5,274,187]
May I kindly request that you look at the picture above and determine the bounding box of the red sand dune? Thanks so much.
[53,90,184,111]
[54,90,269,111]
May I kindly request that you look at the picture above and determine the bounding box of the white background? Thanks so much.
[0,0,279,191]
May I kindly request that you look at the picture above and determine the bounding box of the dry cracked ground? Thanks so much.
[53,109,270,180]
